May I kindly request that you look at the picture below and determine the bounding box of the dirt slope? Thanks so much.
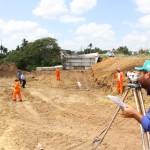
[0,58,149,150]
[89,57,147,89]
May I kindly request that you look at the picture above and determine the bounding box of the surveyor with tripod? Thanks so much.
[123,60,150,132]
[93,61,150,150]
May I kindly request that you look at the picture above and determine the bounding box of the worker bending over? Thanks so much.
[114,68,124,94]
[56,68,60,80]
[13,78,22,101]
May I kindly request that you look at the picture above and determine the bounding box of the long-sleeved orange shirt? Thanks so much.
[56,69,60,76]
[13,81,21,93]
[114,72,124,82]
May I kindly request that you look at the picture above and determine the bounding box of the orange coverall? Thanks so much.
[114,72,124,94]
[56,68,60,80]
[13,81,22,101]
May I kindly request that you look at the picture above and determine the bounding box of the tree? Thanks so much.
[88,43,93,49]
[115,46,131,55]
[0,44,8,57]
[0,45,4,54]
[6,37,61,70]
[20,39,28,51]
[88,43,93,53]
[138,48,150,55]
[16,45,20,51]
[3,47,8,55]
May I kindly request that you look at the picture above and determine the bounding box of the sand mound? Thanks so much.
[0,62,18,77]
[92,57,147,71]
[88,57,148,94]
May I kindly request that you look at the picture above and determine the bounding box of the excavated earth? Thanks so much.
[0,58,149,150]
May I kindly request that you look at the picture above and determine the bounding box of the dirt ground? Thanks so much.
[0,58,149,150]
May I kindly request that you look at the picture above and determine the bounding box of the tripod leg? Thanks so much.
[138,89,150,149]
[133,89,147,150]
[95,88,130,149]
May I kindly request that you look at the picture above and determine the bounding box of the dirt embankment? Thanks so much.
[86,57,150,107]
[88,57,147,92]
[90,57,146,85]
[0,62,18,77]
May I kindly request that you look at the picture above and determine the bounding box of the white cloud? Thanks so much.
[135,0,150,13]
[122,1,150,37]
[60,23,116,50]
[59,40,81,51]
[60,14,85,23]
[122,32,150,50]
[33,0,97,23]
[70,0,97,15]
[76,23,115,41]
[33,0,68,19]
[122,21,134,28]
[137,14,150,28]
[0,19,5,28]
[0,19,53,50]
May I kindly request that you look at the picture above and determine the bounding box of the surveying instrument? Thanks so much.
[93,72,150,150]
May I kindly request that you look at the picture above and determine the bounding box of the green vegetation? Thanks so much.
[113,46,132,55]
[1,39,150,71]
[77,45,132,55]
[77,47,107,55]
[0,37,61,71]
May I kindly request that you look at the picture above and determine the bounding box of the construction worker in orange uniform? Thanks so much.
[56,68,60,80]
[114,68,124,94]
[13,78,22,101]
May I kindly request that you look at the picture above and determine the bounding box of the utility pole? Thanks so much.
[0,38,2,53]
[80,45,83,54]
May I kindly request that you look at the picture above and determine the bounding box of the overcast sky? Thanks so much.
[1,0,150,51]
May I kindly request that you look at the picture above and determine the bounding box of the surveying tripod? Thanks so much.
[94,83,150,150]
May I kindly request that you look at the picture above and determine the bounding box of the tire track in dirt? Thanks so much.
[27,87,107,150]
[0,58,147,150]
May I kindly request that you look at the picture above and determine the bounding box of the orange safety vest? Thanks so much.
[114,72,124,82]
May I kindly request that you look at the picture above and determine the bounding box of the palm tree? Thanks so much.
[88,43,93,53]
[22,39,28,46]
[21,39,28,50]
[16,45,20,51]
[3,47,8,55]
[0,44,4,54]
